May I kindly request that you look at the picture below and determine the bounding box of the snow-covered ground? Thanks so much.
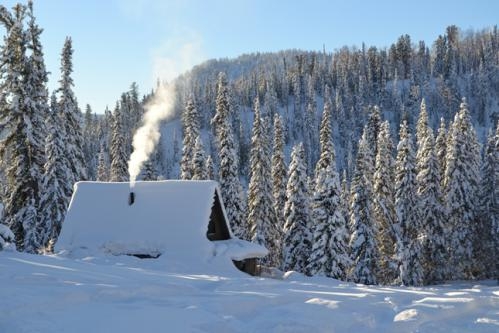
[1,250,498,333]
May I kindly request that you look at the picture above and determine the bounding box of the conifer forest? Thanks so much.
[1,2,498,286]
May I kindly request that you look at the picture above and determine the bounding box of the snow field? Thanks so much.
[0,251,498,333]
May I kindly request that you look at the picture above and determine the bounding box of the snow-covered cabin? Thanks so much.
[55,181,267,275]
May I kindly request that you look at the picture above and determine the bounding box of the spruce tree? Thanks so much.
[128,82,143,133]
[443,98,481,280]
[495,123,499,278]
[109,103,128,182]
[435,118,447,189]
[475,128,498,279]
[340,171,350,228]
[118,92,132,156]
[191,135,208,180]
[205,155,215,180]
[348,128,377,284]
[37,109,67,251]
[152,140,167,179]
[272,114,287,231]
[0,4,41,251]
[304,78,317,173]
[494,123,499,279]
[96,143,109,181]
[396,120,423,286]
[372,121,398,284]
[416,99,430,146]
[25,0,49,185]
[83,104,97,180]
[366,105,382,163]
[307,96,350,278]
[282,143,311,273]
[142,159,157,181]
[57,37,87,187]
[247,98,279,266]
[25,6,58,249]
[180,95,199,180]
[416,102,446,284]
[212,72,246,238]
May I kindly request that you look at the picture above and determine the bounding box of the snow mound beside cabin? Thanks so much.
[55,181,266,274]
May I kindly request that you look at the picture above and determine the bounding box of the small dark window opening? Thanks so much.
[125,253,161,259]
[206,192,231,241]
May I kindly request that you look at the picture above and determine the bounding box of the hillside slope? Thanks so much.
[157,26,499,180]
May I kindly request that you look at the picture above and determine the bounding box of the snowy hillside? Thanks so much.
[158,25,499,181]
[0,250,498,333]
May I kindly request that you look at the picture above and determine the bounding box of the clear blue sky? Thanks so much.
[2,0,498,113]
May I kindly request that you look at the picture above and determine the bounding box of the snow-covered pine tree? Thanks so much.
[340,170,350,228]
[495,123,499,279]
[118,92,132,157]
[236,116,249,177]
[303,78,318,173]
[307,176,314,200]
[272,114,287,231]
[264,80,278,122]
[128,82,143,134]
[309,79,319,168]
[335,90,349,167]
[348,128,377,284]
[365,105,382,165]
[291,67,304,142]
[153,140,167,179]
[83,104,97,180]
[37,107,67,252]
[96,143,109,181]
[435,118,447,188]
[494,122,499,279]
[102,106,113,148]
[282,143,311,273]
[24,1,53,252]
[416,99,430,146]
[109,103,128,182]
[396,120,423,286]
[247,98,279,267]
[443,98,481,280]
[191,135,208,180]
[57,37,87,187]
[180,94,199,180]
[212,72,246,238]
[49,91,58,115]
[141,160,157,181]
[307,94,350,278]
[0,224,15,251]
[475,128,498,279]
[0,4,41,251]
[205,155,215,180]
[25,0,49,186]
[415,102,446,284]
[372,121,398,284]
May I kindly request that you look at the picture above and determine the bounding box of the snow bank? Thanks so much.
[0,224,15,251]
[1,250,498,333]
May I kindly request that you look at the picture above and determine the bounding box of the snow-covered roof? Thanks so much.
[55,181,267,263]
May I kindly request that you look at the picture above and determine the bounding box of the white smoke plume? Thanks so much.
[128,83,176,188]
[127,32,204,187]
